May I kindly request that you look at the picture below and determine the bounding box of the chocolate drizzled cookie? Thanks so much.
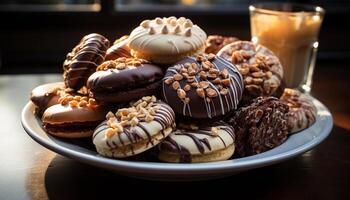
[227,96,289,157]
[158,121,235,163]
[280,88,317,133]
[162,54,244,119]
[63,33,110,90]
[218,41,284,102]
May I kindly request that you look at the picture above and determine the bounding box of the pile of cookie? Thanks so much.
[30,17,317,163]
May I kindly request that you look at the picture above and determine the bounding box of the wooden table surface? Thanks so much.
[0,63,349,200]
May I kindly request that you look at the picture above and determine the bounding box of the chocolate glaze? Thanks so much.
[30,82,66,116]
[158,121,235,163]
[63,33,110,90]
[87,63,164,103]
[162,55,243,119]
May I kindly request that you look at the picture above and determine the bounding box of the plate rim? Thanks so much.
[21,97,333,174]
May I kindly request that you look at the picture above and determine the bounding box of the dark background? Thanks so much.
[0,0,349,74]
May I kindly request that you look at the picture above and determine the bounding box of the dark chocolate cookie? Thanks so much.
[63,33,110,90]
[227,96,289,157]
[87,57,164,103]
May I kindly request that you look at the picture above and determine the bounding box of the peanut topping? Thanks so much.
[196,88,205,98]
[166,54,234,103]
[59,95,98,108]
[177,89,186,99]
[97,58,148,71]
[211,127,219,136]
[105,96,160,135]
[206,88,218,98]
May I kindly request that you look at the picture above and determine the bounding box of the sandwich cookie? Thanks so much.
[217,41,284,102]
[42,95,107,138]
[280,88,317,133]
[158,122,235,163]
[87,57,164,103]
[30,82,66,116]
[128,16,207,65]
[63,33,110,90]
[93,96,175,158]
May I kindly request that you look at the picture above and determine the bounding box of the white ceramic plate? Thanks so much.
[21,97,333,181]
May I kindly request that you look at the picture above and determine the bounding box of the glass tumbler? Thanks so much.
[249,3,325,92]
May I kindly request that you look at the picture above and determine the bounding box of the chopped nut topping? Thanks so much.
[206,88,218,98]
[188,66,196,76]
[220,88,229,95]
[196,55,206,62]
[231,51,244,63]
[213,78,221,85]
[265,71,272,78]
[106,111,115,119]
[199,71,207,80]
[184,84,191,91]
[249,64,260,72]
[251,71,265,78]
[60,95,97,108]
[145,114,154,122]
[202,61,213,70]
[97,58,148,71]
[240,50,255,59]
[177,89,186,99]
[78,100,87,107]
[151,95,157,102]
[239,67,250,75]
[221,68,229,78]
[142,96,152,103]
[245,76,253,84]
[199,81,210,89]
[173,73,183,81]
[252,78,264,84]
[69,100,78,107]
[187,76,195,83]
[207,72,218,79]
[209,68,220,75]
[130,117,139,126]
[221,78,231,87]
[211,127,219,136]
[207,53,215,61]
[191,82,199,88]
[106,96,161,133]
[166,54,237,101]
[182,73,189,79]
[180,67,188,74]
[196,88,205,98]
[106,128,116,138]
[172,81,180,90]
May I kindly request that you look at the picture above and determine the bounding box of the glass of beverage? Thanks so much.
[249,3,325,92]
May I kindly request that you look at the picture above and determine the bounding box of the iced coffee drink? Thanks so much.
[250,3,324,91]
